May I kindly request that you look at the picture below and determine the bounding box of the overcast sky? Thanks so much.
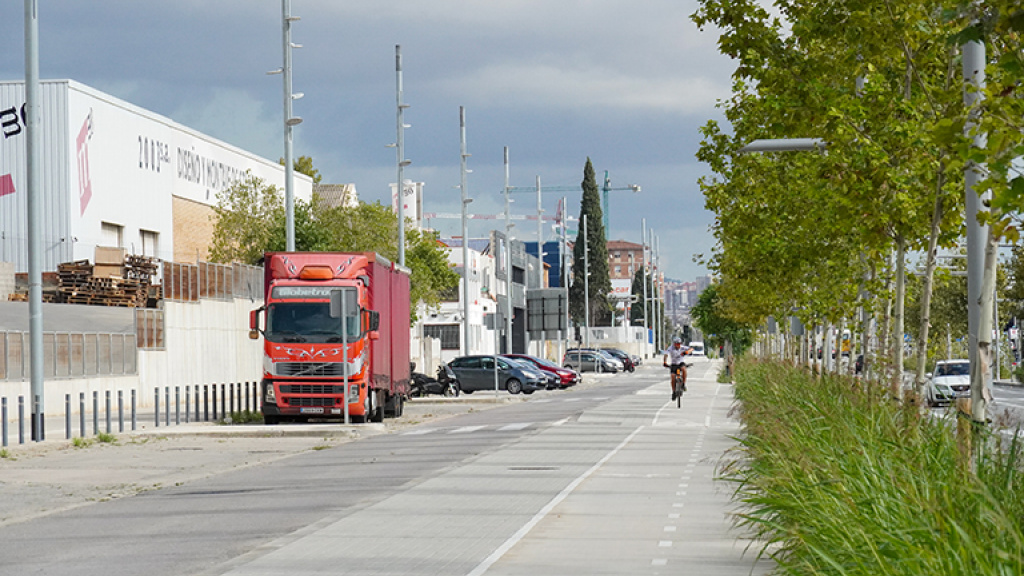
[0,1,736,282]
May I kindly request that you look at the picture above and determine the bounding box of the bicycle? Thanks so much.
[667,363,691,407]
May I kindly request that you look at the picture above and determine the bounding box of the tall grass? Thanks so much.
[721,358,1024,575]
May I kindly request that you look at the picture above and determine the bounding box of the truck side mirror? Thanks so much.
[249,308,264,340]
[369,310,380,331]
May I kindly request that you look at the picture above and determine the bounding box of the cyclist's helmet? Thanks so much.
[672,337,682,344]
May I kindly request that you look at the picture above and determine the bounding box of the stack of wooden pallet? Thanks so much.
[57,260,147,307]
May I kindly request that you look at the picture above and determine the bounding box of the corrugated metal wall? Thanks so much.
[0,81,72,272]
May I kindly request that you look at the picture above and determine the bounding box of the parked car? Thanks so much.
[926,359,971,407]
[503,354,579,388]
[601,348,635,372]
[688,342,705,356]
[563,349,619,373]
[503,357,559,389]
[446,355,547,394]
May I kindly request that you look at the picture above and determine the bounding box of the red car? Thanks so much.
[502,354,579,389]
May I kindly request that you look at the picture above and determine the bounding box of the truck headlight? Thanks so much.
[265,382,277,404]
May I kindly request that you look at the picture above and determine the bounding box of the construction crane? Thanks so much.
[505,170,640,231]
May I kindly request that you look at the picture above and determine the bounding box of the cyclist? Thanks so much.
[663,337,692,400]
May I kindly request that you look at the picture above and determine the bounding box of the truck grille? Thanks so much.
[277,362,345,377]
[287,397,336,407]
[280,384,346,395]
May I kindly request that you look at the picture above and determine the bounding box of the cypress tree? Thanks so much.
[569,158,612,329]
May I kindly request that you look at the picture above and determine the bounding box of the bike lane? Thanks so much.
[212,360,773,576]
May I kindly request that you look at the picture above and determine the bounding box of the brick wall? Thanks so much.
[172,196,215,264]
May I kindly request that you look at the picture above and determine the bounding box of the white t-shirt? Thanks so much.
[663,344,691,365]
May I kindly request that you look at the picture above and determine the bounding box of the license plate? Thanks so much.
[300,407,324,414]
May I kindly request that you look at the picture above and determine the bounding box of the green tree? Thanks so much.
[278,155,323,184]
[210,173,458,323]
[690,283,753,359]
[569,158,612,327]
[209,171,282,265]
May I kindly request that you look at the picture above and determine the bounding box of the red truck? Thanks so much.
[249,252,411,423]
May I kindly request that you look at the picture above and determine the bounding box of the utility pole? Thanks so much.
[583,214,590,348]
[278,0,302,251]
[503,148,513,354]
[25,0,44,440]
[642,218,649,356]
[459,107,472,357]
[964,36,991,426]
[395,45,410,266]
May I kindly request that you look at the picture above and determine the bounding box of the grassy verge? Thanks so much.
[722,357,1024,575]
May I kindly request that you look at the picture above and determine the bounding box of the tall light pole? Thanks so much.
[395,45,410,266]
[25,0,44,440]
[964,37,991,424]
[583,214,590,348]
[459,107,472,356]
[270,0,303,251]
[642,218,649,354]
[503,147,513,354]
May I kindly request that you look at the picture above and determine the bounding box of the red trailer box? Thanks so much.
[249,252,410,423]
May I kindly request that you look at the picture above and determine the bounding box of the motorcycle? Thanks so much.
[410,363,461,398]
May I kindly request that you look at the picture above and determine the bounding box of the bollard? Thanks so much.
[105,391,111,435]
[154,388,160,427]
[230,383,235,416]
[118,390,124,433]
[19,395,24,444]
[175,386,180,425]
[164,386,170,426]
[131,389,137,431]
[212,385,218,421]
[185,386,190,424]
[93,391,99,436]
[79,393,85,438]
[204,385,209,422]
[2,397,8,447]
[65,394,71,440]
[193,385,199,422]
[220,383,226,420]
[245,382,251,413]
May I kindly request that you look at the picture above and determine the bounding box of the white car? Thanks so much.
[688,342,706,356]
[926,359,970,407]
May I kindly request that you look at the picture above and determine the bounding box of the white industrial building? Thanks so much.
[0,79,313,272]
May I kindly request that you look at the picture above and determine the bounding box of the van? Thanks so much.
[688,342,705,356]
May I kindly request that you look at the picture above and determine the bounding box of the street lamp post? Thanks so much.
[395,45,410,266]
[503,147,513,354]
[272,0,303,252]
[459,107,472,357]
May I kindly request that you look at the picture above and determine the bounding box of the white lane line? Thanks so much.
[467,425,645,576]
[659,541,673,547]
[652,559,668,566]
[449,425,487,434]
[498,422,532,431]
[552,417,570,426]
[664,526,677,532]
[402,429,435,436]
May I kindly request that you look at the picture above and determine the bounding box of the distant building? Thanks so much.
[606,240,644,280]
[315,183,358,209]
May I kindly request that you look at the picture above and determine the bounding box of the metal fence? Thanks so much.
[0,382,261,446]
[163,261,262,302]
[0,331,137,380]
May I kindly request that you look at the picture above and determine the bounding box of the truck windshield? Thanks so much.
[267,302,360,343]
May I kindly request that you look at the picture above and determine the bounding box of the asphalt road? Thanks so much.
[0,359,769,576]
